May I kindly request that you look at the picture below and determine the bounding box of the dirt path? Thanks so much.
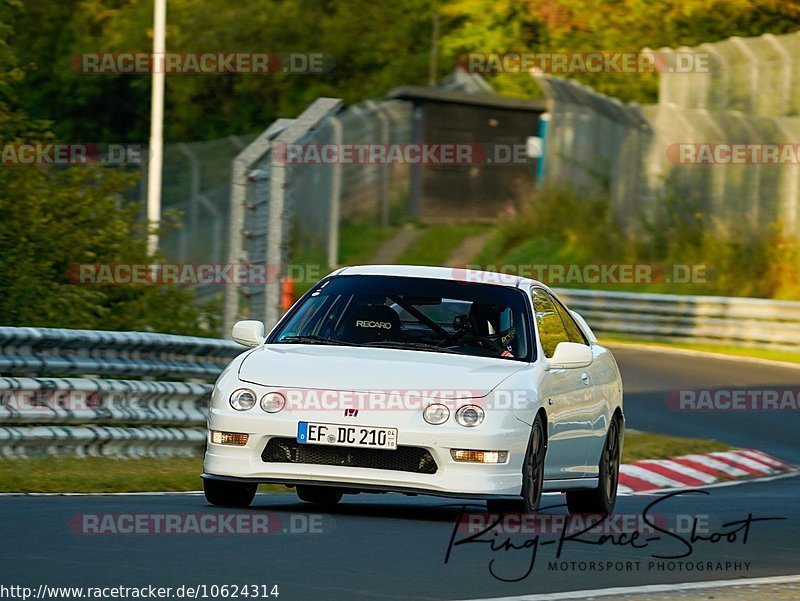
[444,231,492,266]
[368,227,421,264]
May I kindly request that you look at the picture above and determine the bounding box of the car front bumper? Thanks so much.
[203,408,530,498]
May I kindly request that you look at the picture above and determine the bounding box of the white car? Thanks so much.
[203,265,624,514]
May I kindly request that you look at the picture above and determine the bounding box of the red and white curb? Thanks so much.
[619,449,799,494]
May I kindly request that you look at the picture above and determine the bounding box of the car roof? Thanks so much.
[332,264,549,291]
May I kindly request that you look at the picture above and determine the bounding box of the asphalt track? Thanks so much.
[1,346,798,600]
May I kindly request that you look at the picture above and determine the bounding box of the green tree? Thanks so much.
[9,0,437,142]
[439,0,800,103]
[0,2,208,334]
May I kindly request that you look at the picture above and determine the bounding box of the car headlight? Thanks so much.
[455,404,485,427]
[260,391,286,413]
[423,403,450,425]
[229,388,256,411]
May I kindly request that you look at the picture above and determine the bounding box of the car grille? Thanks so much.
[261,438,438,474]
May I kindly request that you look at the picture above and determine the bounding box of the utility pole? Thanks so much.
[147,0,166,256]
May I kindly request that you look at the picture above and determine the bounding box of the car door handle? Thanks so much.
[581,372,590,385]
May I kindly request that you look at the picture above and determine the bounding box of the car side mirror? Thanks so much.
[547,341,593,370]
[232,320,265,347]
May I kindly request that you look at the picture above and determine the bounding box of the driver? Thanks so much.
[468,302,517,358]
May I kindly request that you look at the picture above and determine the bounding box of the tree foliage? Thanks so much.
[3,0,800,331]
[8,0,800,140]
[439,0,800,101]
[1,2,208,333]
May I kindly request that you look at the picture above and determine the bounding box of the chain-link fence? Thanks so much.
[143,31,800,335]
[644,31,800,234]
[145,135,256,265]
[532,30,800,238]
[285,99,413,266]
[221,98,417,332]
[534,74,654,230]
[654,32,800,116]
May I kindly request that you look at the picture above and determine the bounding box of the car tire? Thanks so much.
[296,485,343,505]
[566,415,622,515]
[486,413,546,514]
[203,478,258,508]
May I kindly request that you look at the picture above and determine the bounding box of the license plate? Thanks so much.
[297,422,397,450]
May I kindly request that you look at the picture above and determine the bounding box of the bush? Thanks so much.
[476,186,800,299]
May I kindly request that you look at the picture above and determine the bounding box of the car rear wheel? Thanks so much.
[203,479,258,508]
[296,485,343,505]
[566,415,622,515]
[486,413,545,514]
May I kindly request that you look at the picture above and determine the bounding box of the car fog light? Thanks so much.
[210,431,249,446]
[229,388,256,411]
[455,404,485,427]
[423,403,450,425]
[261,391,286,413]
[451,449,508,463]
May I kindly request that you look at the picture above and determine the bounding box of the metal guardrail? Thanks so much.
[0,328,243,458]
[555,288,800,353]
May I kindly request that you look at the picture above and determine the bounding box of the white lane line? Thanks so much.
[619,465,686,488]
[636,459,717,484]
[679,453,749,477]
[711,451,776,474]
[456,573,800,601]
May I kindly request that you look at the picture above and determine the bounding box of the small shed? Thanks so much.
[388,85,548,222]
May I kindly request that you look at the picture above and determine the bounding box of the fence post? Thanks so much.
[729,37,759,114]
[176,143,201,263]
[224,125,288,336]
[328,116,343,268]
[224,153,250,335]
[407,106,425,220]
[771,117,800,234]
[263,98,343,328]
[699,43,728,111]
[375,104,391,226]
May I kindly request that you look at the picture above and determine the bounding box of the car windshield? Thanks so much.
[271,275,532,362]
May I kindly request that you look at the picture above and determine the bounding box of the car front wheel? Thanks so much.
[487,413,545,514]
[566,415,622,515]
[203,478,258,508]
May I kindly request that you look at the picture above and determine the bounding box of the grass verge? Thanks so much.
[622,431,730,463]
[394,223,486,266]
[339,222,400,265]
[604,335,800,365]
[0,431,731,493]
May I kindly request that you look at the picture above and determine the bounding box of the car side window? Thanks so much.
[550,294,588,345]
[531,288,570,358]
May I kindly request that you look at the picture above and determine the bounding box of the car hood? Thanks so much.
[238,344,526,398]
